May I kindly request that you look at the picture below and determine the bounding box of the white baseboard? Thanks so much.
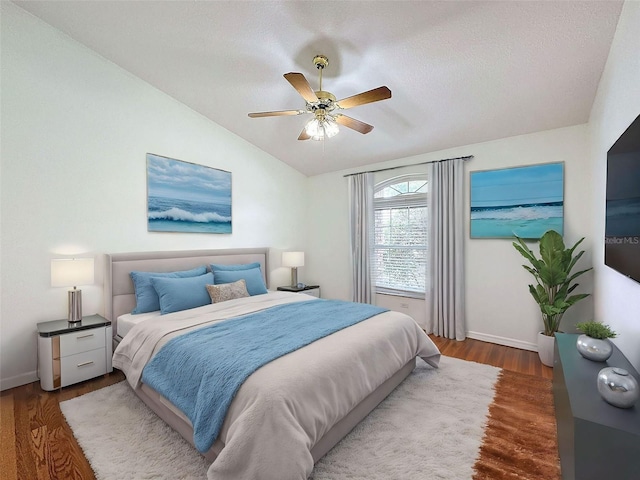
[0,370,38,392]
[466,331,538,352]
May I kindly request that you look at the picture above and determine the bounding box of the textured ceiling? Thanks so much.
[14,1,623,176]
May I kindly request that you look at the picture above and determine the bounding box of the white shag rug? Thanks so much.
[60,356,499,480]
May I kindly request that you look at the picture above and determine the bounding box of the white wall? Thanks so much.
[307,124,594,351]
[0,3,308,390]
[588,0,640,372]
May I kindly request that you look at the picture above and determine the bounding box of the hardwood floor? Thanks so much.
[0,336,552,480]
[1,370,125,480]
[430,335,554,380]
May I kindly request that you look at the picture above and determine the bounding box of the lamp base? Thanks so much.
[290,267,298,287]
[68,288,83,323]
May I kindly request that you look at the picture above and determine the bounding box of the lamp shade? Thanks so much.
[282,251,304,268]
[51,258,94,287]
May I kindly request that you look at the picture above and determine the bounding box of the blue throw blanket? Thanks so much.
[141,299,388,452]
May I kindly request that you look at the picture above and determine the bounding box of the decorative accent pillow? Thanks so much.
[150,272,214,315]
[213,267,268,296]
[206,279,250,304]
[130,266,207,314]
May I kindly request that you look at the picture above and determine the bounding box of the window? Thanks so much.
[373,174,428,297]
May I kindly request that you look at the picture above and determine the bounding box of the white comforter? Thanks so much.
[113,292,441,480]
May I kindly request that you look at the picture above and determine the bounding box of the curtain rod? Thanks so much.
[342,155,474,177]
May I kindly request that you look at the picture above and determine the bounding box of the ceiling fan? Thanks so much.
[248,55,392,141]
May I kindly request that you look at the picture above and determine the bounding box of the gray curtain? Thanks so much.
[426,158,466,340]
[348,172,374,304]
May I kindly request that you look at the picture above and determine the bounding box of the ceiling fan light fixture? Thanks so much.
[323,116,339,138]
[305,115,339,141]
[304,118,321,137]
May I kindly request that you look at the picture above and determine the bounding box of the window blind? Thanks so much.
[373,205,427,295]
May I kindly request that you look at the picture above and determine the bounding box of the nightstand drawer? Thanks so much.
[60,348,107,387]
[301,288,320,298]
[60,327,106,356]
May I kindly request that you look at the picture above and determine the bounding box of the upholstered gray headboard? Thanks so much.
[105,248,269,338]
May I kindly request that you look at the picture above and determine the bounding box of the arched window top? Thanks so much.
[374,174,428,200]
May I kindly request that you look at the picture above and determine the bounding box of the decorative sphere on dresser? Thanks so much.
[597,367,639,409]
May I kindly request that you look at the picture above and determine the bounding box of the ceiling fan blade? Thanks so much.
[335,114,374,134]
[298,127,311,141]
[284,72,319,104]
[248,110,305,118]
[336,86,392,110]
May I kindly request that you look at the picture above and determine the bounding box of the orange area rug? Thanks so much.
[473,370,561,480]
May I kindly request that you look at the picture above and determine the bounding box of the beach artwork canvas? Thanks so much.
[146,154,232,233]
[470,162,564,239]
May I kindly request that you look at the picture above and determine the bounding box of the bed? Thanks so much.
[106,248,441,480]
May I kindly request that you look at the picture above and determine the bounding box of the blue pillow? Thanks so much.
[150,272,214,315]
[130,266,207,314]
[213,268,267,296]
[210,262,261,272]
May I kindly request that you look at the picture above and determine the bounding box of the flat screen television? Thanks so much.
[605,113,640,284]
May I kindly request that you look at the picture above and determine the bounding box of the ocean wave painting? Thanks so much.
[147,154,232,234]
[470,163,564,239]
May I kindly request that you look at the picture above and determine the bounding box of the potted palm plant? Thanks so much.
[512,230,592,367]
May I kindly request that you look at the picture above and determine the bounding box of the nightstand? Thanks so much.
[277,285,321,298]
[37,314,113,391]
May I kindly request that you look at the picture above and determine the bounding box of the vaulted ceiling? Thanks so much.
[15,1,623,176]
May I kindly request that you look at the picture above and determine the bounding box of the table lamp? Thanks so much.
[282,251,304,287]
[51,258,94,323]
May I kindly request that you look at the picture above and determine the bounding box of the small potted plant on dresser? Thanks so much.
[512,230,592,367]
[575,321,617,361]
